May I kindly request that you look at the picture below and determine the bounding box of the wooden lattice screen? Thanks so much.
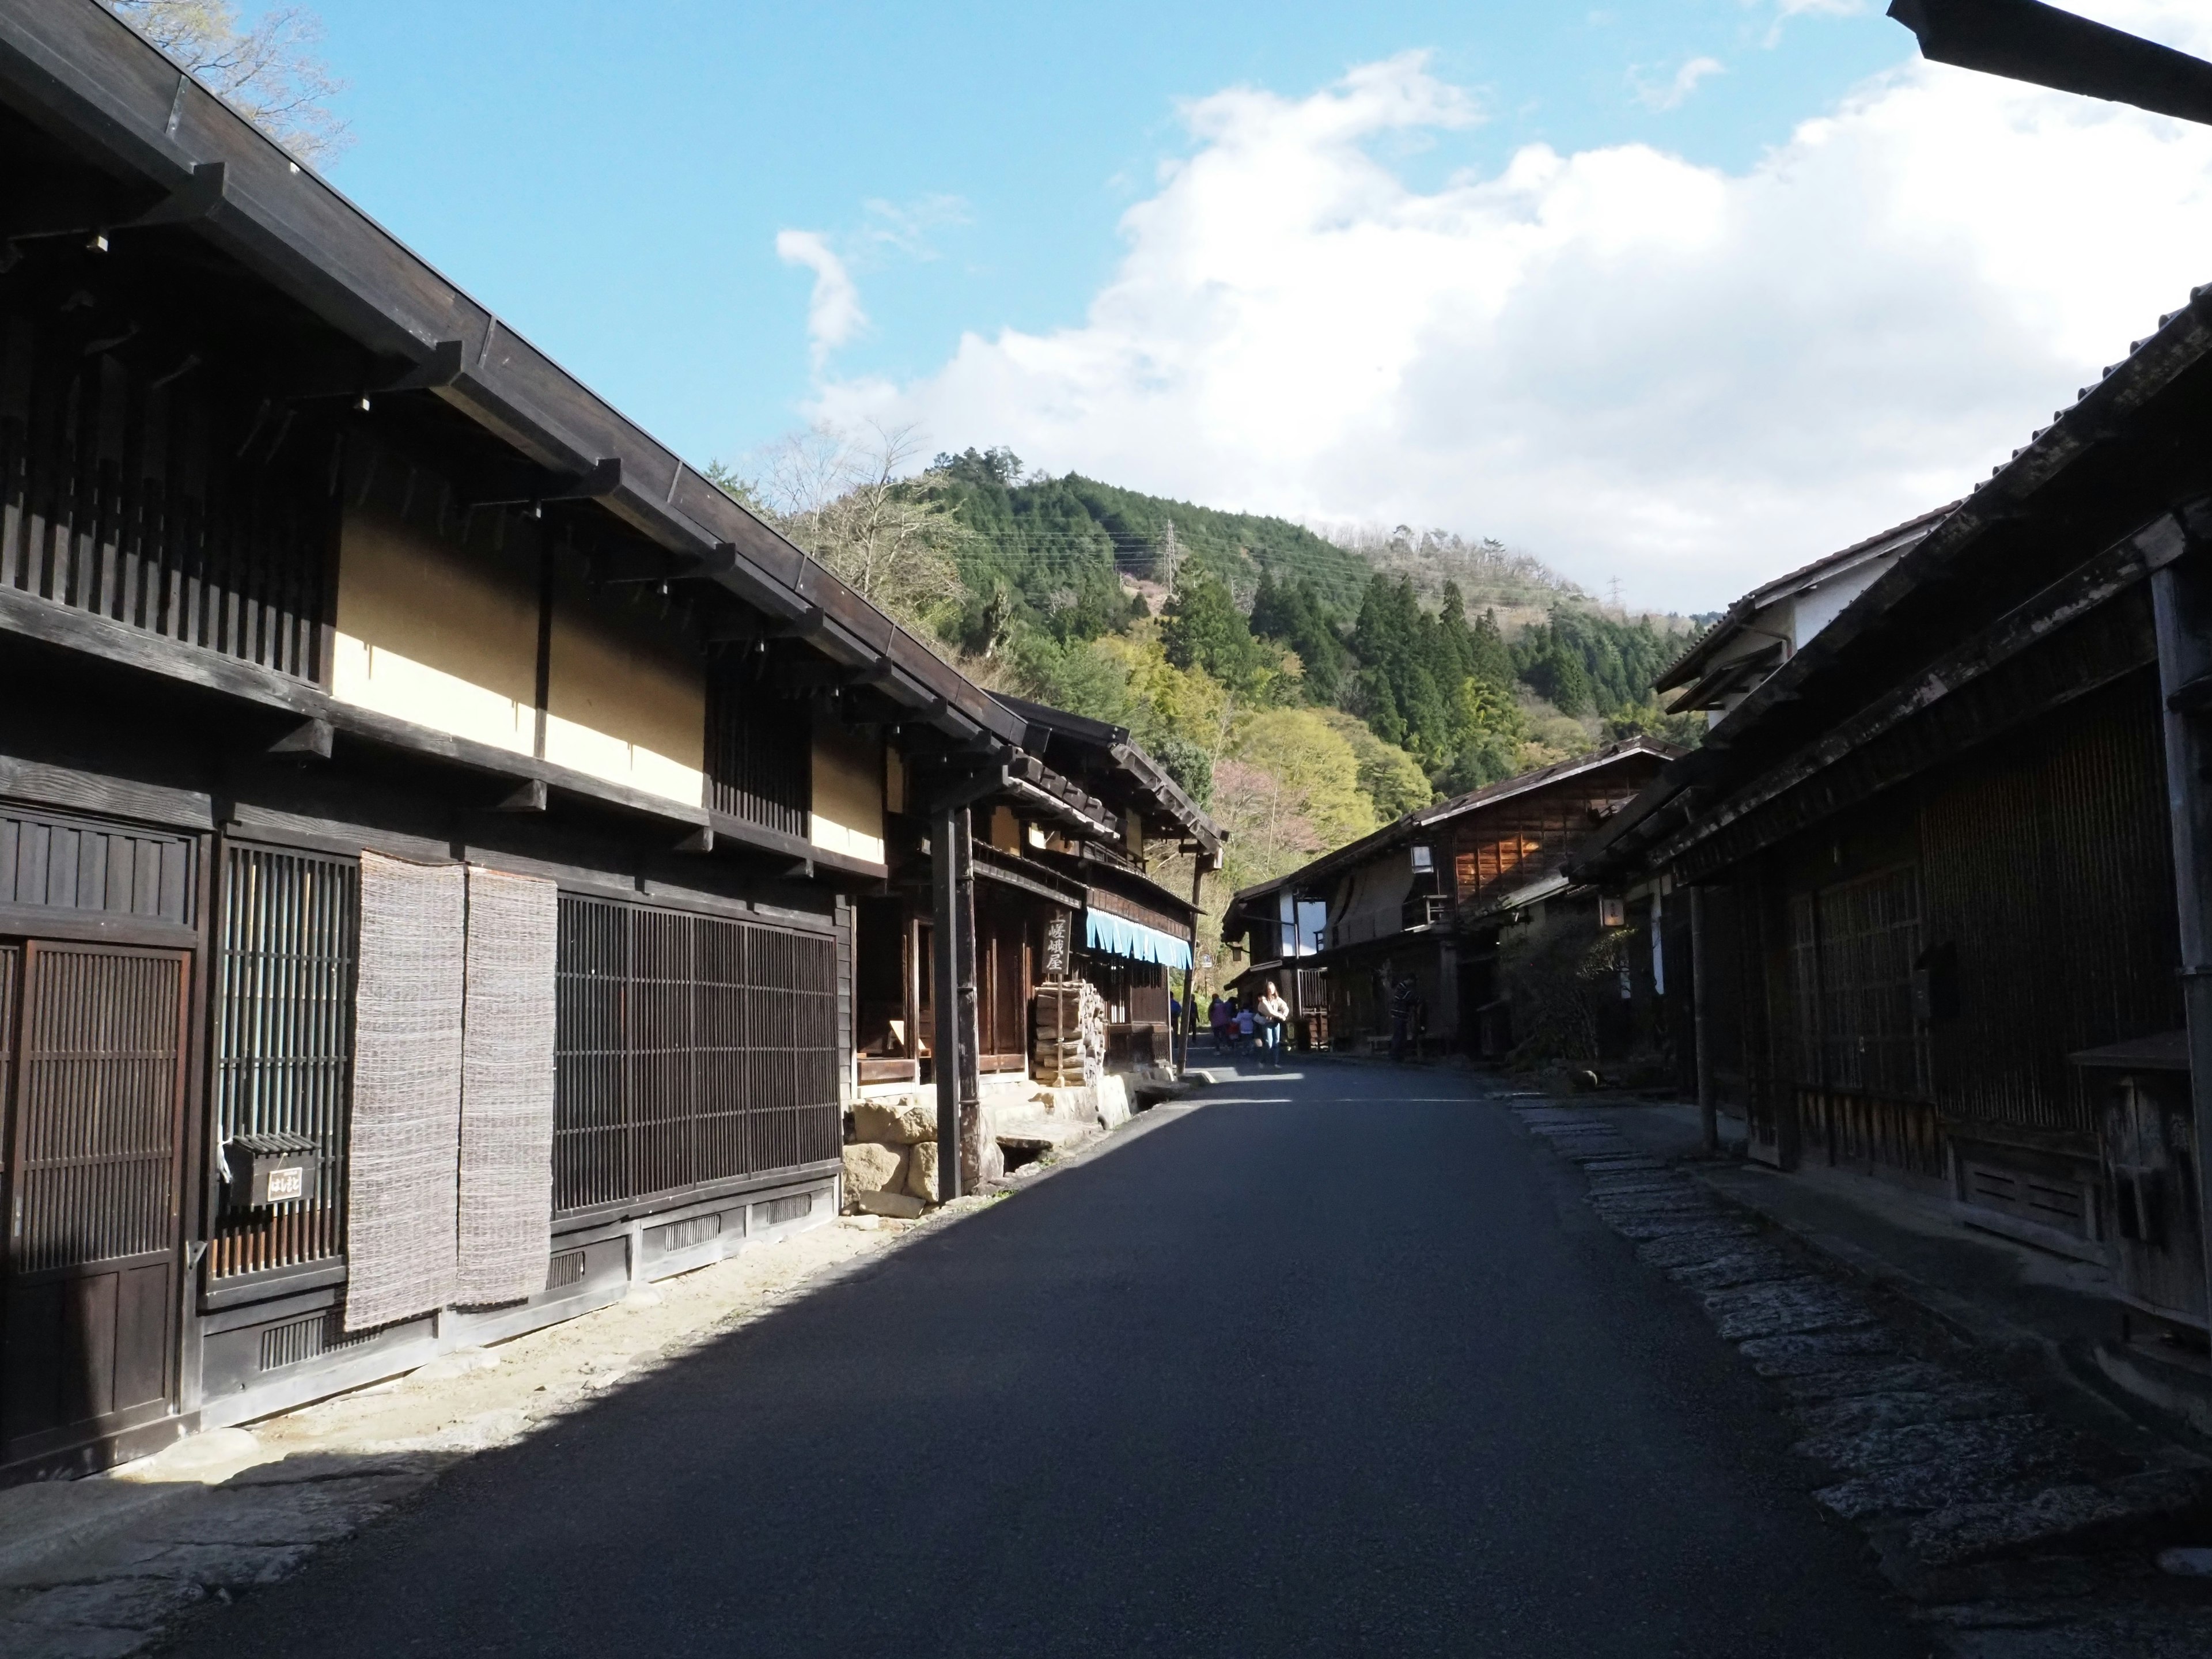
[208,844,359,1280]
[0,312,334,683]
[553,894,838,1216]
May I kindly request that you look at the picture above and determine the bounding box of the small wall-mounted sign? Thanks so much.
[226,1131,320,1210]
[1599,896,1627,929]
[1043,912,1070,975]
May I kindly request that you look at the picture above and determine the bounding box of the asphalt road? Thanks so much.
[167,1064,1923,1657]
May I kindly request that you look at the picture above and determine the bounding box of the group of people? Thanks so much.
[1207,983,1293,1067]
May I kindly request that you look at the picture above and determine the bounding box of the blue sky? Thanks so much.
[300,2,2212,607]
[310,1,1903,467]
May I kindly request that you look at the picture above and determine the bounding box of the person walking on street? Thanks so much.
[1208,994,1230,1055]
[1235,1001,1256,1055]
[1388,974,1419,1064]
[1257,981,1291,1069]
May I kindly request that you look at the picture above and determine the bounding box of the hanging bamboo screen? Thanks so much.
[553,894,838,1217]
[208,846,359,1281]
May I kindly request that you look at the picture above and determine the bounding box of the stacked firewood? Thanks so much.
[1032,979,1108,1086]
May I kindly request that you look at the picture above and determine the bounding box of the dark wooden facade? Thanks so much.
[0,1,1078,1482]
[1577,276,2212,1322]
[1223,742,1673,1060]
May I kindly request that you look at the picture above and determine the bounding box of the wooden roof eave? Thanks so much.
[0,3,1026,753]
[1646,518,2164,877]
[1702,294,2212,763]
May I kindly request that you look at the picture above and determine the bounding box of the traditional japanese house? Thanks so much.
[1238,741,1675,1059]
[987,696,1223,1073]
[1653,508,1951,724]
[0,2,1114,1482]
[1578,279,2212,1343]
[1218,875,1328,1047]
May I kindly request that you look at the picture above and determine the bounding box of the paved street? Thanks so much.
[158,1062,1923,1658]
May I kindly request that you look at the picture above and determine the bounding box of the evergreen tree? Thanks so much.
[1249,570,1349,705]
[1468,607,1514,689]
[1162,571,1266,692]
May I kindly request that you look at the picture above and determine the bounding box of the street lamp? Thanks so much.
[1887,0,2212,124]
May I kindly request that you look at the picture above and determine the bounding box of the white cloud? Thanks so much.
[810,13,2212,611]
[775,229,865,368]
[1632,56,1725,112]
[860,194,971,259]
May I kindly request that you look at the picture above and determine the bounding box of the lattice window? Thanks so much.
[1789,865,1929,1100]
[209,846,359,1279]
[0,313,332,682]
[553,895,838,1216]
[11,943,187,1273]
[704,657,810,838]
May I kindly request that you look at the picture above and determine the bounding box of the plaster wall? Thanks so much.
[329,506,537,755]
[543,597,704,806]
[812,710,885,863]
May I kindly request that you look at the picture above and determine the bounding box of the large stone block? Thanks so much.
[852,1188,924,1219]
[908,1140,941,1202]
[842,1142,907,1196]
[1094,1075,1130,1130]
[853,1096,935,1145]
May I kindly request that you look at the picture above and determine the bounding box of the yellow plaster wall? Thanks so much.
[543,599,705,807]
[812,711,885,865]
[329,507,537,756]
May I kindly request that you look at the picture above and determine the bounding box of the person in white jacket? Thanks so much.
[1256,982,1291,1069]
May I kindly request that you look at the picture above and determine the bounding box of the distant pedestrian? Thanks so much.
[1235,1002,1255,1053]
[1257,981,1291,1069]
[1208,994,1229,1054]
[1388,975,1419,1063]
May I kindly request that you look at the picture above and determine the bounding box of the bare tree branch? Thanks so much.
[107,1,351,163]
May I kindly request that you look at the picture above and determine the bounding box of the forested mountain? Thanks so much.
[729,435,1702,938]
[926,447,1373,649]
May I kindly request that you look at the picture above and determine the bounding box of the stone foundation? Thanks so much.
[840,1075,1137,1212]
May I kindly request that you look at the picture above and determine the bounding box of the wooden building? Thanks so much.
[1580,279,2212,1340]
[0,4,1208,1482]
[1222,742,1675,1059]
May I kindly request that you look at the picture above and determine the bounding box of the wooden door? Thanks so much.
[1,941,190,1467]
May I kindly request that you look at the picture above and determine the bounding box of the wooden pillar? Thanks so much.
[1691,882,1717,1155]
[952,806,987,1191]
[2147,512,2212,1319]
[1180,858,1206,1069]
[931,802,965,1203]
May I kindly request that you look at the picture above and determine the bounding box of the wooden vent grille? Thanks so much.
[705,658,810,838]
[0,312,334,682]
[11,944,187,1273]
[759,1193,811,1226]
[256,1309,379,1373]
[209,846,359,1281]
[547,1249,587,1290]
[553,896,839,1217]
[647,1213,721,1253]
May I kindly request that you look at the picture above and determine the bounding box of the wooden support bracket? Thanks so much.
[267,717,332,760]
[494,779,548,813]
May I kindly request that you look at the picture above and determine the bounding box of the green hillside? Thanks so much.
[928,448,1373,646]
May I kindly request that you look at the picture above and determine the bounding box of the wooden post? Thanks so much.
[931,802,965,1202]
[952,806,987,1191]
[2148,518,2212,1320]
[1691,882,1717,1156]
[1180,858,1206,1069]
